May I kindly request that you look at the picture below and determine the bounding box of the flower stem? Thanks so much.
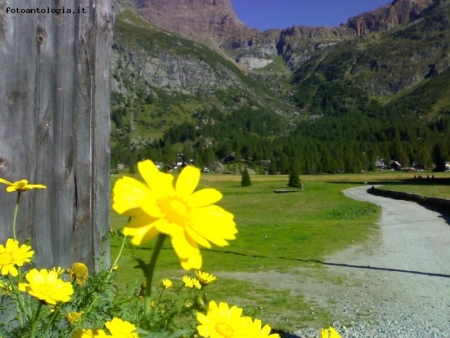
[7,275,29,323]
[44,304,60,335]
[108,234,127,275]
[12,191,22,241]
[143,234,166,320]
[78,234,128,328]
[30,302,43,338]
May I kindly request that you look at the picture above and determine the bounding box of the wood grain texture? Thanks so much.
[0,0,113,271]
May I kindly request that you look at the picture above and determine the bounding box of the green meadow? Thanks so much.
[379,182,450,199]
[108,171,450,332]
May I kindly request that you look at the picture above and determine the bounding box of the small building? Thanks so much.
[445,161,450,171]
[375,158,385,170]
[391,161,402,171]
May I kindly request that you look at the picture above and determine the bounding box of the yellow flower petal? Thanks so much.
[23,184,46,190]
[320,327,342,338]
[188,188,223,208]
[175,165,200,199]
[113,176,160,216]
[196,301,245,338]
[162,279,172,288]
[195,271,217,286]
[123,217,163,245]
[0,178,12,185]
[112,160,237,270]
[0,239,34,277]
[190,206,237,246]
[0,178,46,192]
[183,275,194,288]
[138,160,175,196]
[105,317,138,338]
[180,253,202,270]
[19,268,73,305]
[185,227,212,249]
[6,186,16,192]
[171,233,199,260]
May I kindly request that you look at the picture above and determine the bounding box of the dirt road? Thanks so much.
[219,185,450,337]
[318,185,450,337]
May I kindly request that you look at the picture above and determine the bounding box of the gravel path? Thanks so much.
[300,185,450,337]
[219,185,450,337]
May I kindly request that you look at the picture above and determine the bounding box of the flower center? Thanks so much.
[0,252,12,265]
[215,322,234,338]
[157,197,191,225]
[39,283,55,296]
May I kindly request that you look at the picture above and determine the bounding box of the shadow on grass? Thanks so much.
[329,177,450,186]
[207,249,450,278]
[122,243,450,279]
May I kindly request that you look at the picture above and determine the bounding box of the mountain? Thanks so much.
[110,0,450,174]
[110,10,295,170]
[136,0,246,43]
[345,0,435,36]
[130,0,435,70]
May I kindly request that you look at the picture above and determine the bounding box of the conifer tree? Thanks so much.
[288,167,301,188]
[128,162,136,175]
[268,161,277,175]
[241,168,252,187]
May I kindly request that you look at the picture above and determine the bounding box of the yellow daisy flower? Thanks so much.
[105,317,138,338]
[67,311,85,324]
[320,327,341,338]
[0,178,46,192]
[183,275,194,288]
[71,329,109,338]
[18,268,73,305]
[195,271,217,286]
[162,278,172,289]
[192,277,202,290]
[0,238,34,277]
[197,301,246,338]
[68,262,89,286]
[113,160,237,270]
[242,317,280,338]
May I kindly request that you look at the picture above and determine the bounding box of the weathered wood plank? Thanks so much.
[34,4,57,267]
[92,0,113,270]
[0,0,112,270]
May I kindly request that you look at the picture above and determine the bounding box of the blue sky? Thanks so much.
[229,0,392,30]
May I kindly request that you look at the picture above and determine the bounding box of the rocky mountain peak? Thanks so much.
[345,0,434,36]
[136,0,247,43]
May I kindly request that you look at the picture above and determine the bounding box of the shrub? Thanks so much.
[241,168,252,187]
[288,168,301,188]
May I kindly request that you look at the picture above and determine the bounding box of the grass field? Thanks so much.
[108,170,450,332]
[378,180,450,199]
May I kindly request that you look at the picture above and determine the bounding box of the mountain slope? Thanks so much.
[292,0,450,109]
[110,0,450,174]
[110,10,295,169]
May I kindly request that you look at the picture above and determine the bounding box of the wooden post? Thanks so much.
[0,0,113,271]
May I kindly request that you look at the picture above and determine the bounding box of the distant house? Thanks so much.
[445,161,450,171]
[391,161,402,171]
[375,158,385,170]
[177,153,194,168]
